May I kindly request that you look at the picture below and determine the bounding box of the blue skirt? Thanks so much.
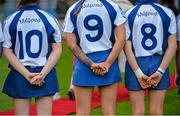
[3,67,59,98]
[73,50,121,87]
[125,54,170,91]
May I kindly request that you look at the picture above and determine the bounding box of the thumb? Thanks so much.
[147,77,152,82]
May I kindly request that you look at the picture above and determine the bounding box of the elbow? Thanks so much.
[67,43,77,52]
[52,43,62,58]
[57,44,62,58]
[56,47,62,58]
[3,48,9,57]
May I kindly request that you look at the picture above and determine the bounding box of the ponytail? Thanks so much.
[74,0,85,15]
[17,0,39,8]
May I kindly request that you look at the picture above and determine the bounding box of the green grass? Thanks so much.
[0,44,179,115]
[90,89,180,115]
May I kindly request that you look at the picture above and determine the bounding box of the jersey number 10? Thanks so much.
[18,30,43,59]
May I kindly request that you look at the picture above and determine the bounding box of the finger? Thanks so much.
[92,69,96,73]
[30,73,39,78]
[101,69,107,75]
[94,69,100,75]
[30,78,36,84]
[147,77,152,82]
[97,69,103,76]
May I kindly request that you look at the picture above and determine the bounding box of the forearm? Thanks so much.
[66,32,93,67]
[106,39,125,66]
[41,43,62,77]
[106,24,126,66]
[124,41,139,71]
[70,44,93,67]
[0,42,2,57]
[159,35,177,70]
[3,48,30,79]
[176,42,180,76]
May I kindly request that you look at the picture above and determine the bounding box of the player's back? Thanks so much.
[4,5,60,66]
[65,0,125,54]
[126,0,176,57]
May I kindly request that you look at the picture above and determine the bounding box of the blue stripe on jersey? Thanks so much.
[128,5,141,41]
[35,10,55,43]
[127,5,141,54]
[70,2,81,47]
[35,10,56,59]
[9,11,24,53]
[100,0,116,45]
[151,4,171,54]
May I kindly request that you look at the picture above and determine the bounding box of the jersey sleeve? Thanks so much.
[0,22,4,42]
[113,4,126,26]
[52,18,62,43]
[63,8,75,33]
[168,11,177,35]
[2,20,12,48]
[177,15,180,41]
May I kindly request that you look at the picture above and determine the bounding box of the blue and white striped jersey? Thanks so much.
[177,14,180,41]
[3,5,61,66]
[125,0,176,57]
[0,22,4,42]
[64,0,126,54]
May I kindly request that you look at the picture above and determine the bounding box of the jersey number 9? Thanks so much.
[84,15,103,42]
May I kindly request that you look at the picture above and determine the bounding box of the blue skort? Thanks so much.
[73,50,121,87]
[3,66,59,98]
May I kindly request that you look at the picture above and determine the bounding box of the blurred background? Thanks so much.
[0,0,180,115]
[0,0,179,20]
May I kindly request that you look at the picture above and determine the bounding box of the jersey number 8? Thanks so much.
[141,23,157,50]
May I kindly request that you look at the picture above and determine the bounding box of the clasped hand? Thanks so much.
[26,73,45,86]
[138,72,162,89]
[90,62,110,76]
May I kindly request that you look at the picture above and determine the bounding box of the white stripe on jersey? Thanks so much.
[125,3,176,57]
[3,5,62,66]
[64,0,126,54]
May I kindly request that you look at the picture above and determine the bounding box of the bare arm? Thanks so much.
[40,42,62,78]
[105,24,126,67]
[124,41,150,88]
[3,48,36,81]
[160,34,177,71]
[148,34,177,87]
[124,41,139,71]
[65,32,93,67]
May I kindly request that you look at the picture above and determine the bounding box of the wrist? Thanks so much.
[39,72,46,79]
[105,60,112,67]
[134,68,144,78]
[24,72,31,81]
[156,67,165,77]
